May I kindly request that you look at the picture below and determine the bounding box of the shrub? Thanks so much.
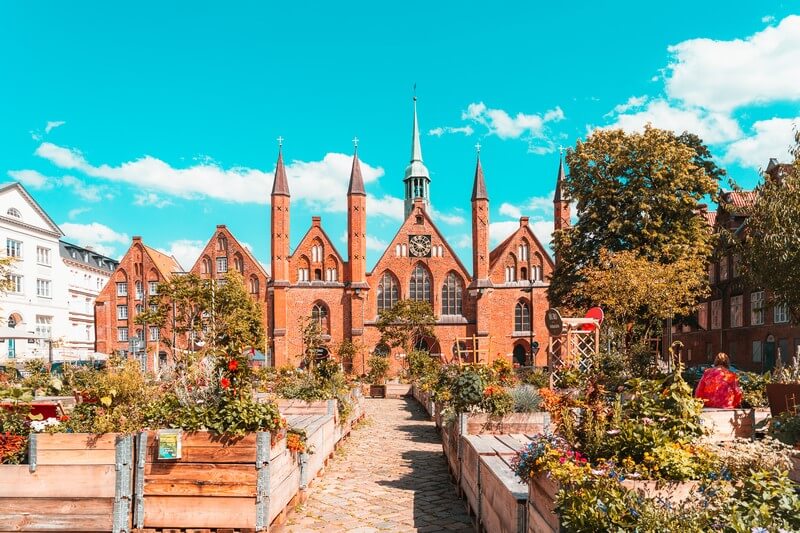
[481,385,513,416]
[509,385,542,412]
[453,370,484,412]
[367,355,389,384]
[518,367,550,388]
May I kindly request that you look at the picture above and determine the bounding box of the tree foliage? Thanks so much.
[549,126,722,314]
[740,130,800,323]
[375,300,436,354]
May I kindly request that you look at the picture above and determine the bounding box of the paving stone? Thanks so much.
[274,398,474,532]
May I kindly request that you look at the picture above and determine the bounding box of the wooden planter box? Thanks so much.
[277,398,336,417]
[369,385,386,398]
[385,383,412,398]
[700,408,755,442]
[766,383,800,416]
[411,384,435,419]
[481,454,528,533]
[0,433,133,532]
[133,430,299,531]
[790,455,800,484]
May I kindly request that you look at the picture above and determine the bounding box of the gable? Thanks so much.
[0,183,63,237]
[191,226,270,280]
[289,220,346,266]
[488,220,554,278]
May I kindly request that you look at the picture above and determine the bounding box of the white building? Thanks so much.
[0,182,118,364]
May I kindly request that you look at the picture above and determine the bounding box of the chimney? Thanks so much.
[312,216,321,227]
[519,216,529,227]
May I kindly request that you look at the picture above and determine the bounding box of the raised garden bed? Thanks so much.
[411,384,435,419]
[700,408,755,442]
[0,433,133,532]
[481,454,528,533]
[766,383,800,416]
[384,383,412,398]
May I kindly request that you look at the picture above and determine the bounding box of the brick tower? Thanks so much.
[270,144,291,365]
[470,148,492,336]
[553,155,570,265]
[347,143,369,338]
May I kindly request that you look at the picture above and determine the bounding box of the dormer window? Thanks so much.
[6,208,20,218]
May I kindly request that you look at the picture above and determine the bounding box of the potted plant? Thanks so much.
[367,355,389,397]
[766,354,800,416]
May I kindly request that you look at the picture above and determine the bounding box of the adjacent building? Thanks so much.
[670,159,800,371]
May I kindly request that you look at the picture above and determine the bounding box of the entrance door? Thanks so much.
[513,344,526,366]
[764,341,776,371]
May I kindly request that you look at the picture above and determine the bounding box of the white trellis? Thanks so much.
[548,317,600,387]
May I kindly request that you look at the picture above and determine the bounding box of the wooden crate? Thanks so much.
[134,430,299,531]
[700,408,755,442]
[480,455,528,533]
[285,414,336,484]
[461,412,550,436]
[384,383,411,398]
[441,418,461,482]
[276,399,334,417]
[527,473,559,533]
[460,434,531,523]
[0,432,133,532]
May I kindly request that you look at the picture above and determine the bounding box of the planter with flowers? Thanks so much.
[766,354,800,416]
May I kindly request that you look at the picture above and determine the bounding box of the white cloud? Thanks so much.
[610,95,649,115]
[134,192,172,208]
[607,99,742,144]
[665,15,800,111]
[59,176,104,202]
[489,221,521,245]
[722,117,799,170]
[462,102,565,140]
[499,202,522,219]
[45,121,65,134]
[366,235,389,252]
[428,125,474,137]
[8,169,49,188]
[366,194,404,222]
[157,239,205,272]
[7,169,109,201]
[34,142,386,214]
[453,234,472,249]
[762,15,775,24]
[429,207,465,226]
[67,207,90,219]
[60,222,130,259]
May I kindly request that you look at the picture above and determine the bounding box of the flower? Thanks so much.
[228,360,239,371]
[221,377,231,389]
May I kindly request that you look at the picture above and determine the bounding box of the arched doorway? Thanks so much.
[414,337,430,353]
[7,313,21,359]
[513,343,527,366]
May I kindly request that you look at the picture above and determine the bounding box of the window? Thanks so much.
[217,235,227,251]
[117,305,128,320]
[697,302,708,330]
[249,276,259,295]
[135,281,143,300]
[719,257,728,281]
[325,268,337,282]
[234,255,244,274]
[149,326,159,341]
[216,278,227,288]
[732,254,741,278]
[751,291,765,325]
[711,299,722,330]
[297,268,309,282]
[409,264,431,302]
[36,247,51,266]
[775,302,790,324]
[311,244,323,263]
[135,329,144,341]
[36,315,52,340]
[135,304,143,315]
[6,239,22,258]
[441,272,463,316]
[518,243,529,261]
[202,257,212,274]
[216,257,228,273]
[117,282,128,296]
[752,340,762,363]
[505,266,516,283]
[779,338,789,363]
[36,279,51,298]
[8,274,22,294]
[148,281,158,295]
[97,277,103,290]
[708,263,716,284]
[6,208,20,218]
[313,268,322,281]
[311,303,328,332]
[149,303,158,313]
[730,295,743,328]
[377,272,399,311]
[514,302,530,333]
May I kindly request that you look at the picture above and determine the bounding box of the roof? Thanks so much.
[0,182,64,237]
[271,149,290,196]
[348,151,366,196]
[721,191,756,209]
[404,96,430,181]
[192,225,270,280]
[703,211,717,227]
[471,155,488,201]
[143,244,184,275]
[554,156,567,203]
[60,241,119,272]
[488,220,555,272]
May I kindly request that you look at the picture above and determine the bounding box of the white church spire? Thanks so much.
[404,92,431,219]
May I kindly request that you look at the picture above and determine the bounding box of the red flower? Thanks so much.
[221,377,231,389]
[228,360,239,371]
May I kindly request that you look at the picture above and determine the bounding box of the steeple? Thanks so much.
[403,95,431,219]
[271,145,290,197]
[347,140,366,196]
[553,154,566,203]
[553,154,571,263]
[471,146,488,201]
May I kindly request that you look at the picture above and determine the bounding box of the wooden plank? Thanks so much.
[34,432,119,450]
[146,443,257,464]
[144,464,257,497]
[179,432,258,447]
[268,468,301,524]
[0,497,114,515]
[0,465,116,498]
[143,496,256,528]
[0,498,114,531]
[527,474,560,532]
[527,500,557,533]
[480,455,527,533]
[37,448,117,465]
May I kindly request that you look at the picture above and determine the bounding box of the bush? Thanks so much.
[367,355,389,384]
[518,367,550,388]
[407,349,438,382]
[509,385,542,412]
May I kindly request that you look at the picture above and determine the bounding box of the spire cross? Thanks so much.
[277,136,284,148]
[558,145,565,155]
[475,142,482,154]
[352,136,359,148]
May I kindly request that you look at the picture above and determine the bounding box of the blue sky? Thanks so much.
[2,2,799,271]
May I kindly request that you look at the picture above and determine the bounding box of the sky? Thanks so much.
[1,1,799,271]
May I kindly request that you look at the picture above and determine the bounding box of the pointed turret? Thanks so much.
[403,95,431,219]
[553,155,566,203]
[553,154,571,266]
[271,148,290,197]
[471,152,488,201]
[347,145,366,196]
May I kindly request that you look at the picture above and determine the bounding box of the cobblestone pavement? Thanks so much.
[275,398,474,533]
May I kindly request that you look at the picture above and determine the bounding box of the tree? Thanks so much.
[549,126,723,313]
[298,315,328,369]
[375,300,436,354]
[740,130,800,323]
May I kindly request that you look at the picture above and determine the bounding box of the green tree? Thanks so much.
[550,126,723,313]
[740,130,800,323]
[375,300,436,354]
[298,315,328,369]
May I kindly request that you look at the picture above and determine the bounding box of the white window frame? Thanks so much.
[750,291,765,326]
[36,246,51,266]
[135,281,144,300]
[117,328,128,342]
[730,295,743,328]
[35,315,52,341]
[149,326,159,341]
[36,278,51,298]
[148,281,158,295]
[8,274,23,294]
[6,239,22,258]
[216,257,228,273]
[117,282,128,296]
[117,305,128,320]
[775,303,790,324]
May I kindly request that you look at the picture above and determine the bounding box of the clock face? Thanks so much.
[409,235,432,257]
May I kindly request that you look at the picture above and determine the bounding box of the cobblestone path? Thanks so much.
[276,397,474,533]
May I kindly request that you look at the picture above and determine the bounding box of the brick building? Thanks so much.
[94,236,183,371]
[670,159,800,371]
[269,98,561,373]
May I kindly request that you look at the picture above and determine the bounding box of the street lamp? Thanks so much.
[521,279,535,366]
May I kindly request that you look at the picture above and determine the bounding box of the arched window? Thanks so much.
[311,303,328,333]
[515,301,530,332]
[249,275,259,295]
[409,263,431,303]
[374,343,390,357]
[377,272,399,312]
[311,241,323,263]
[233,253,244,274]
[325,256,338,282]
[297,256,310,282]
[441,272,463,315]
[217,235,228,252]
[532,252,544,282]
[201,256,212,275]
[505,254,518,283]
[521,267,528,281]
[518,241,529,261]
[6,208,20,218]
[313,268,322,281]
